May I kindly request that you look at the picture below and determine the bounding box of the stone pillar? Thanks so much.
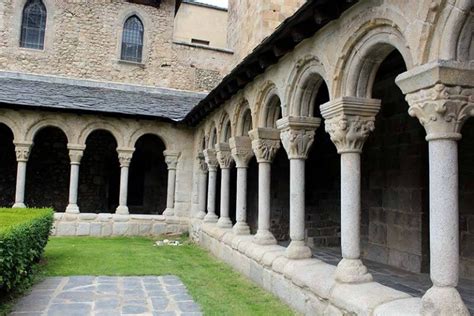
[321,97,381,283]
[396,61,472,316]
[163,150,181,217]
[230,136,254,235]
[216,143,234,228]
[65,144,86,214]
[116,148,134,215]
[13,142,32,208]
[203,149,219,223]
[196,152,208,219]
[249,128,281,245]
[276,116,320,258]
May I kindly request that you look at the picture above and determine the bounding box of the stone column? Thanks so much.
[321,97,381,283]
[276,116,320,259]
[249,128,281,245]
[203,149,219,223]
[116,148,134,215]
[396,61,472,315]
[163,150,181,217]
[12,142,33,208]
[230,136,254,235]
[216,143,233,228]
[196,152,208,219]
[65,144,86,214]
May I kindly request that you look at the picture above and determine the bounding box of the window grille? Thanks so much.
[121,16,144,63]
[20,0,47,50]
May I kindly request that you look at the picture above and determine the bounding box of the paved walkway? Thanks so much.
[10,276,202,316]
[313,247,474,315]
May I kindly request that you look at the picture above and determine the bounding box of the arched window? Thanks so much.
[20,0,47,49]
[121,15,144,63]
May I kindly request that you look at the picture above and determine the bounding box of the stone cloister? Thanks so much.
[0,0,473,314]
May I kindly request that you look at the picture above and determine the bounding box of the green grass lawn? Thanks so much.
[35,236,296,315]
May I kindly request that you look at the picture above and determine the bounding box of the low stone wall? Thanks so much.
[196,221,422,315]
[52,213,188,237]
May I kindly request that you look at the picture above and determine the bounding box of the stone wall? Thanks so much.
[52,212,188,237]
[0,0,232,92]
[227,0,305,66]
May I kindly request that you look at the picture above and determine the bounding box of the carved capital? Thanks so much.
[276,116,320,159]
[229,136,254,168]
[249,128,281,163]
[164,150,181,170]
[67,144,86,165]
[117,148,135,168]
[321,97,381,153]
[405,84,474,140]
[14,142,33,162]
[203,148,219,172]
[215,143,233,169]
[197,152,208,173]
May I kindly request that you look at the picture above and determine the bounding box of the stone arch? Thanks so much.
[216,110,232,143]
[129,128,169,150]
[286,55,330,117]
[255,81,282,128]
[25,118,72,144]
[436,0,473,61]
[233,99,253,136]
[78,121,124,147]
[335,20,413,98]
[207,124,218,148]
[0,115,20,141]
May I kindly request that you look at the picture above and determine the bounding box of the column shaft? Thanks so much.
[13,161,27,208]
[340,153,361,259]
[65,163,80,213]
[163,168,177,216]
[253,162,276,244]
[233,167,250,234]
[197,171,207,219]
[116,166,130,214]
[289,159,305,242]
[217,168,232,227]
[204,169,218,222]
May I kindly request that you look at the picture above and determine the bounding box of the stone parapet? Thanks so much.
[195,222,421,315]
[52,213,188,237]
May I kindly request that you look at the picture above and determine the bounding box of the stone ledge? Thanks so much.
[198,222,420,315]
[52,212,186,237]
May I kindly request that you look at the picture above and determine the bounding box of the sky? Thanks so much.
[197,0,228,8]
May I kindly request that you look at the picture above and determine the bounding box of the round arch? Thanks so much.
[78,121,124,147]
[285,56,330,117]
[207,125,218,148]
[216,111,232,143]
[25,119,72,144]
[129,128,169,150]
[335,21,413,98]
[255,81,282,128]
[233,100,253,136]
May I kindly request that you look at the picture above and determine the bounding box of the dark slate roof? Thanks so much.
[182,0,359,126]
[0,72,206,122]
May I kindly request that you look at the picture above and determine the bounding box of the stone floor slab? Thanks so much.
[9,276,202,316]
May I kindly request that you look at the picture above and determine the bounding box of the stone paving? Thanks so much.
[313,247,474,315]
[10,276,202,316]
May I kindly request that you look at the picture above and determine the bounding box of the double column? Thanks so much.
[203,148,219,222]
[321,97,380,283]
[216,143,234,228]
[396,61,472,315]
[163,150,181,217]
[12,142,33,208]
[276,117,320,259]
[65,144,86,214]
[249,128,281,245]
[229,136,254,235]
[196,152,208,219]
[116,148,135,215]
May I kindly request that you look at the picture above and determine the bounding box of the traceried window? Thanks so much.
[20,0,47,50]
[121,16,144,63]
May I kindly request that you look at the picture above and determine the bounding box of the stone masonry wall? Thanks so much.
[0,0,232,92]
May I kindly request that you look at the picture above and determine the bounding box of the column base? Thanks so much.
[253,230,277,245]
[163,208,175,217]
[422,286,469,316]
[115,205,129,215]
[217,217,233,228]
[12,202,26,208]
[195,211,206,219]
[335,258,373,283]
[65,204,80,214]
[233,221,250,235]
[203,212,218,223]
[285,240,312,259]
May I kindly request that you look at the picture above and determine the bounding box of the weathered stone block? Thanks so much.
[152,223,166,235]
[113,223,128,236]
[78,213,97,221]
[138,223,152,235]
[56,222,76,236]
[90,223,102,237]
[76,222,90,236]
[101,223,112,236]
